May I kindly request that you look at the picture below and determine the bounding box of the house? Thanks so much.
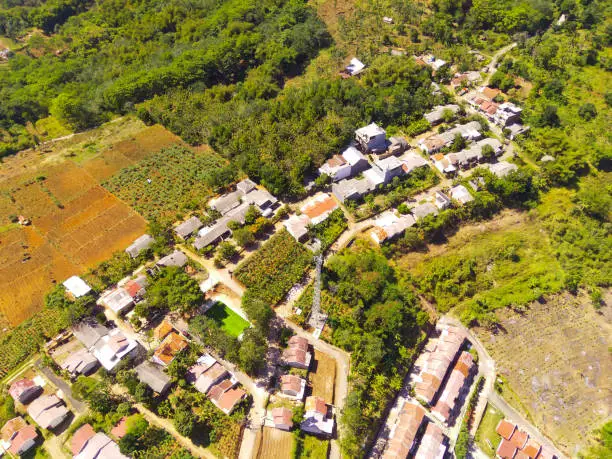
[319,147,369,181]
[73,321,109,349]
[510,429,529,450]
[187,354,229,394]
[63,276,91,299]
[419,136,447,155]
[243,189,278,217]
[496,419,517,441]
[125,234,154,258]
[157,250,188,268]
[1,418,37,456]
[301,396,334,436]
[497,438,518,459]
[74,432,127,459]
[283,214,311,242]
[210,190,243,215]
[236,178,257,194]
[153,332,189,366]
[174,216,203,239]
[486,161,518,178]
[124,276,147,300]
[419,121,483,154]
[414,422,447,459]
[272,407,293,431]
[494,102,522,127]
[331,175,376,202]
[153,319,175,342]
[424,105,460,125]
[345,58,365,76]
[434,191,451,210]
[386,137,409,157]
[411,203,438,221]
[413,325,466,404]
[208,382,246,415]
[91,329,138,371]
[60,348,98,376]
[482,86,502,100]
[280,374,306,400]
[507,123,530,140]
[300,193,339,226]
[432,153,457,175]
[135,361,172,394]
[194,219,232,250]
[382,402,426,459]
[99,287,133,314]
[355,123,387,153]
[370,211,416,245]
[8,379,42,404]
[450,72,481,89]
[522,439,542,458]
[27,394,69,429]
[450,185,473,205]
[383,16,393,23]
[371,156,406,184]
[416,54,447,71]
[432,351,475,424]
[71,424,96,455]
[399,152,429,174]
[282,336,311,370]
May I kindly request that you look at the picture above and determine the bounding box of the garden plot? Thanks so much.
[476,290,612,454]
[308,349,336,402]
[205,301,250,338]
[256,427,294,459]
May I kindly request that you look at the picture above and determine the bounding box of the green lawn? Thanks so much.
[475,403,504,456]
[205,302,249,337]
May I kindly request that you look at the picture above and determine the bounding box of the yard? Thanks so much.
[205,302,250,338]
[475,290,612,455]
[475,403,504,456]
[308,350,336,403]
[256,427,294,459]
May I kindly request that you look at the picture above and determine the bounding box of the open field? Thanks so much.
[475,403,504,456]
[0,118,182,327]
[308,349,336,403]
[475,290,612,455]
[256,427,294,459]
[205,302,250,338]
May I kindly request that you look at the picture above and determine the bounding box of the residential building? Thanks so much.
[450,185,474,205]
[124,276,147,300]
[344,57,365,76]
[507,123,530,139]
[74,432,127,459]
[60,348,98,376]
[71,424,96,456]
[434,191,451,210]
[382,402,426,459]
[91,329,138,371]
[331,175,377,202]
[450,71,481,89]
[125,234,154,258]
[432,351,475,424]
[497,439,518,459]
[283,214,311,242]
[496,419,517,441]
[236,178,256,194]
[300,193,339,226]
[411,203,438,221]
[27,395,69,430]
[1,418,37,456]
[63,276,92,299]
[282,336,311,370]
[272,407,293,431]
[135,361,172,394]
[210,179,278,217]
[370,211,416,245]
[424,104,460,125]
[355,123,387,153]
[319,147,369,181]
[174,216,203,239]
[370,156,406,183]
[386,136,409,157]
[414,423,447,459]
[153,332,189,366]
[194,219,232,250]
[72,321,109,349]
[399,152,429,174]
[301,396,334,437]
[153,319,175,342]
[415,54,447,71]
[156,250,188,268]
[99,287,134,315]
[432,153,457,175]
[187,355,229,394]
[494,102,522,127]
[418,121,482,154]
[486,161,518,178]
[280,374,306,400]
[8,379,42,404]
[208,382,246,415]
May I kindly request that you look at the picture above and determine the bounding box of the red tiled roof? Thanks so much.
[287,336,309,351]
[272,407,293,428]
[72,423,96,455]
[496,419,517,440]
[154,320,175,341]
[8,425,37,455]
[124,280,143,298]
[301,194,338,221]
[497,438,518,459]
[8,379,36,400]
[326,155,347,168]
[281,374,303,394]
[111,417,128,439]
[510,429,529,449]
[217,388,246,413]
[1,417,27,442]
[282,348,309,366]
[154,332,189,365]
[305,396,327,416]
[522,438,542,458]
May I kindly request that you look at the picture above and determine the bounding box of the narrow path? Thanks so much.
[482,43,517,86]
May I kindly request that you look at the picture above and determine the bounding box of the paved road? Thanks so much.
[482,43,517,86]
[36,359,87,415]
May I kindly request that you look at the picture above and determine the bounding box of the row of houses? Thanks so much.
[7,379,71,431]
[418,121,483,154]
[466,89,530,139]
[432,137,503,175]
[496,419,557,459]
[283,193,339,242]
[71,423,127,459]
[186,354,247,415]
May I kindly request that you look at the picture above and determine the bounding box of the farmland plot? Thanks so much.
[476,290,612,454]
[256,427,294,459]
[235,230,313,304]
[309,349,336,402]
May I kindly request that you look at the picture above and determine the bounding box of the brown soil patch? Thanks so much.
[475,290,612,454]
[309,349,336,402]
[256,427,294,459]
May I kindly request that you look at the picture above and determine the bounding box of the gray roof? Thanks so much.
[439,121,482,144]
[411,203,438,220]
[486,161,518,178]
[332,176,376,201]
[210,190,243,215]
[73,321,109,349]
[135,362,171,394]
[236,179,257,194]
[194,219,231,250]
[157,250,188,267]
[243,189,277,210]
[424,104,460,124]
[174,216,203,239]
[125,234,154,258]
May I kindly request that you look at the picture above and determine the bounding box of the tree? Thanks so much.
[397,203,410,215]
[538,105,560,127]
[244,205,261,225]
[441,108,455,123]
[174,408,195,437]
[314,173,331,189]
[218,241,237,261]
[233,228,255,248]
[454,422,470,458]
[238,329,267,375]
[481,144,496,161]
[451,133,467,151]
[578,103,597,121]
[0,396,15,426]
[145,267,201,315]
[241,292,273,332]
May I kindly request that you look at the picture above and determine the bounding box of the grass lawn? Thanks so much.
[475,403,504,456]
[206,302,249,337]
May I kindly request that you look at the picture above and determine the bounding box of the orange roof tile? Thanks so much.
[510,429,529,449]
[305,396,327,416]
[72,423,96,455]
[522,438,542,458]
[497,438,518,459]
[154,320,175,341]
[154,332,188,365]
[496,419,517,440]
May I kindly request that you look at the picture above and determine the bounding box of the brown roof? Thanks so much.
[301,194,338,221]
[282,348,309,366]
[154,320,175,341]
[287,336,309,351]
[8,378,36,400]
[1,417,27,442]
[110,417,128,439]
[482,87,502,100]
[305,396,327,416]
[497,438,517,459]
[272,407,293,427]
[371,227,388,242]
[108,333,129,354]
[217,388,246,413]
[281,374,303,394]
[326,155,347,168]
[72,423,96,455]
[8,425,37,455]
[522,438,542,458]
[216,379,235,392]
[515,451,530,459]
[154,332,189,365]
[207,384,224,402]
[432,153,445,161]
[510,429,529,449]
[496,420,517,440]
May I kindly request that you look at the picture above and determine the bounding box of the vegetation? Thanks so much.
[139,266,201,319]
[204,302,250,338]
[235,230,312,304]
[580,421,612,459]
[308,208,347,250]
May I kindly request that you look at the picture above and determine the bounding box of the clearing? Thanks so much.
[475,290,612,455]
[0,117,182,327]
[475,403,504,456]
[308,349,336,403]
[256,426,294,459]
[205,302,250,338]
